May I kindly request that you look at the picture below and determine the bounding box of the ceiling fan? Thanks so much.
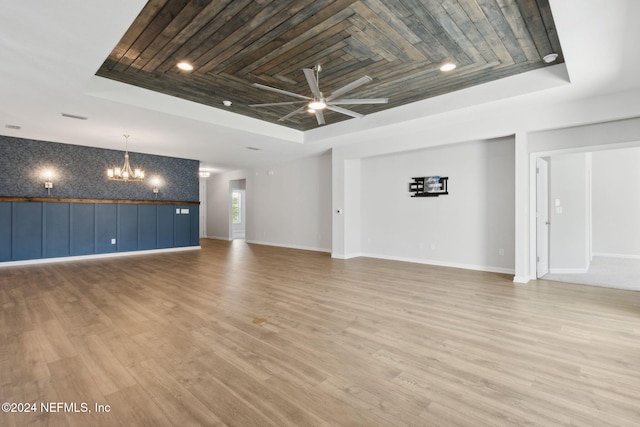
[249,65,388,125]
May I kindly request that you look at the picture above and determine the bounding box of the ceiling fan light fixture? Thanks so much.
[251,65,387,125]
[440,62,456,72]
[308,99,326,110]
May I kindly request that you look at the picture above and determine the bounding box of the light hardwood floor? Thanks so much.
[1,239,640,426]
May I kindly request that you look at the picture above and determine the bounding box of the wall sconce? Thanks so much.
[43,171,54,195]
[152,178,160,198]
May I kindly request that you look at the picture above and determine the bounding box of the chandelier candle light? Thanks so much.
[107,134,145,182]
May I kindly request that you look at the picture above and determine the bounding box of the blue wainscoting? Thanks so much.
[13,202,43,260]
[0,202,12,260]
[71,203,96,256]
[44,202,71,257]
[139,204,158,250]
[0,201,199,262]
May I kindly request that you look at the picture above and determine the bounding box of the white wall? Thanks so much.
[548,153,590,272]
[359,138,515,273]
[248,152,332,252]
[342,159,362,257]
[592,147,640,257]
[206,152,332,252]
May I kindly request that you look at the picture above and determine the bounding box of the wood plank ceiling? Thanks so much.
[96,0,563,131]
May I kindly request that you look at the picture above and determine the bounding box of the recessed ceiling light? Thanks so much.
[543,53,559,63]
[177,61,194,71]
[222,100,232,107]
[439,62,456,72]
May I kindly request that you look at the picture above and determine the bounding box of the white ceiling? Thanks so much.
[1,0,639,173]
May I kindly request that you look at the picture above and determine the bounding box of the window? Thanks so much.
[232,191,241,224]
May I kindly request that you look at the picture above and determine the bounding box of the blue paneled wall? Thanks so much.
[0,135,201,263]
[0,201,199,262]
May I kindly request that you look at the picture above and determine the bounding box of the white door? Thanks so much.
[536,157,550,277]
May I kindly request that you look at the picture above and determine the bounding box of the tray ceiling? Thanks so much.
[96,0,563,132]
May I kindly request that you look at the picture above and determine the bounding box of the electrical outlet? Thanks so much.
[499,248,504,256]
[111,238,116,244]
[430,243,436,250]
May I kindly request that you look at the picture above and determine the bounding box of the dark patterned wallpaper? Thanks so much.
[0,136,199,201]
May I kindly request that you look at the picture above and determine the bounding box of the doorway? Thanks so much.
[533,146,640,290]
[229,179,246,240]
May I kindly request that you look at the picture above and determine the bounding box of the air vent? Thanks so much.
[61,113,88,120]
[5,124,21,130]
[246,147,261,151]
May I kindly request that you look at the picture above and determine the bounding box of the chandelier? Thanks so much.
[107,134,145,181]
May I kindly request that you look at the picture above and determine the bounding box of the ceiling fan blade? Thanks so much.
[315,110,325,125]
[252,83,311,101]
[249,101,307,107]
[303,68,322,99]
[326,105,364,119]
[329,98,388,105]
[278,105,307,122]
[326,76,373,101]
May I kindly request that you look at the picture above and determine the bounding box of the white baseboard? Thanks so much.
[0,246,201,268]
[592,252,640,260]
[245,240,331,253]
[206,236,232,241]
[513,275,531,284]
[549,267,589,274]
[356,252,515,275]
[331,252,363,260]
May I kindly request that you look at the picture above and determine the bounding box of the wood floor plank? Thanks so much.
[32,319,77,363]
[1,238,640,426]
[46,355,110,427]
[104,384,173,426]
[128,357,227,427]
[73,334,137,396]
[95,328,153,369]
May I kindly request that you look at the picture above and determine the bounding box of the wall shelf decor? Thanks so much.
[409,176,449,197]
